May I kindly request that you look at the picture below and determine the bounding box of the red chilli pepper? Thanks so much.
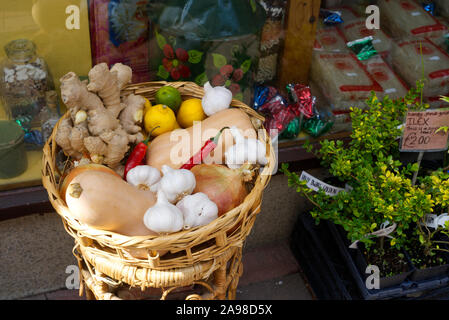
[180,127,229,170]
[124,127,159,180]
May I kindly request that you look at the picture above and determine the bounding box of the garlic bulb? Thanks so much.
[176,193,218,230]
[201,81,232,116]
[126,165,161,191]
[159,165,196,203]
[143,190,183,234]
[225,126,268,169]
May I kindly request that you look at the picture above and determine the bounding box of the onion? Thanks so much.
[190,163,254,216]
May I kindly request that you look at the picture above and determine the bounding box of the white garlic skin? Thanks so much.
[176,193,218,230]
[201,81,232,116]
[225,126,268,169]
[159,165,196,203]
[126,165,161,190]
[143,191,183,234]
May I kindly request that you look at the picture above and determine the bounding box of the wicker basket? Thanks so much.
[42,81,275,299]
[81,246,243,300]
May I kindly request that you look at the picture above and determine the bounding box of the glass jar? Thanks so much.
[0,39,54,132]
[0,99,28,179]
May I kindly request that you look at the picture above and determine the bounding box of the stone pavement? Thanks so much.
[20,241,314,300]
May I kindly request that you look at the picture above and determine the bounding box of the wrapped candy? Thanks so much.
[279,117,301,140]
[259,94,288,115]
[253,85,277,110]
[302,116,334,138]
[422,2,435,16]
[319,9,343,25]
[259,94,296,139]
[24,130,44,146]
[347,36,378,61]
[302,105,334,138]
[286,83,316,119]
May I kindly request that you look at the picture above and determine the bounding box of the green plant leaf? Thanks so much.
[155,30,167,50]
[156,65,169,80]
[240,59,252,74]
[250,0,257,12]
[188,50,204,64]
[194,72,208,87]
[234,92,243,101]
[419,234,425,244]
[441,96,449,104]
[436,126,449,134]
[212,53,227,69]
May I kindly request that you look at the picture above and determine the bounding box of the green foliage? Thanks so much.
[281,87,449,253]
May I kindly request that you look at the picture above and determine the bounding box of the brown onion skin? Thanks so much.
[190,164,248,216]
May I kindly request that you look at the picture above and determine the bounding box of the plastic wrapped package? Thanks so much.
[317,5,360,30]
[255,0,287,84]
[147,0,266,104]
[322,0,344,8]
[325,6,360,23]
[340,0,375,17]
[426,95,449,109]
[378,0,447,39]
[309,80,351,133]
[391,38,449,99]
[89,0,152,83]
[314,27,350,53]
[341,18,393,60]
[362,55,410,101]
[435,0,449,19]
[310,52,383,111]
[331,110,353,132]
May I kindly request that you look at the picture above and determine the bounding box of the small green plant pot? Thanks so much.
[0,120,27,179]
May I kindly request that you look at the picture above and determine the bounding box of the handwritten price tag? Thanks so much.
[400,109,449,152]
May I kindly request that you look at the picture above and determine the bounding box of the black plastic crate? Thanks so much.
[290,212,449,300]
[290,213,359,300]
[326,220,449,300]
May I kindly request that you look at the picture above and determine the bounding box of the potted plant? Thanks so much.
[407,169,449,281]
[282,84,449,289]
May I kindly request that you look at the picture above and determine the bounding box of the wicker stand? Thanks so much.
[78,246,243,300]
[42,81,274,300]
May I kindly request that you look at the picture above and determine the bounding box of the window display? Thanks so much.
[0,0,91,190]
[147,0,266,104]
[0,0,448,192]
[3,0,449,303]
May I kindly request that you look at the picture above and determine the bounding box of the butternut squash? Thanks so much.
[60,164,121,202]
[146,108,257,170]
[65,170,157,237]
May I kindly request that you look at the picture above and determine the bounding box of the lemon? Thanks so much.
[144,104,179,137]
[176,98,206,128]
[155,86,182,113]
[143,98,152,114]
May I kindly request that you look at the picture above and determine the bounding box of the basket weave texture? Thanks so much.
[42,81,275,298]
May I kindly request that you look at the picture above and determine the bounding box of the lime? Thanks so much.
[155,86,182,113]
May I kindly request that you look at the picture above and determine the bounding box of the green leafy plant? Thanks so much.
[281,84,449,256]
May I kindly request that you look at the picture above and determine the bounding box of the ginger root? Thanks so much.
[55,63,146,170]
[87,63,129,118]
[120,94,145,135]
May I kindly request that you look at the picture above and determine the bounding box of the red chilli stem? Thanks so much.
[144,126,160,145]
[212,126,229,144]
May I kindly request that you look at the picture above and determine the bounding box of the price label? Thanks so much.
[400,109,449,152]
[421,213,449,229]
[299,171,350,197]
